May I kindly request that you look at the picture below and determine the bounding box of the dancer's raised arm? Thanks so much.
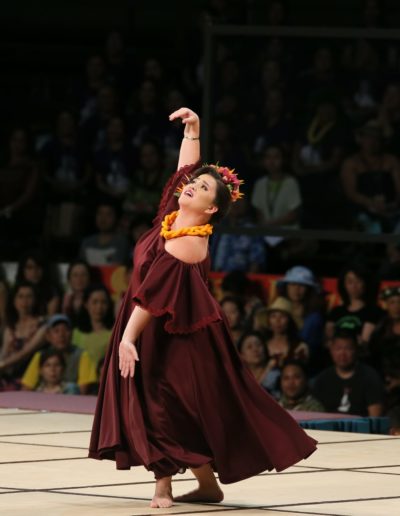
[169,108,200,169]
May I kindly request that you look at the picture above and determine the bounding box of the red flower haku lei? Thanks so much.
[174,164,244,202]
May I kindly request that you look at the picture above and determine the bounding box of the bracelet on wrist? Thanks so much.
[183,135,200,141]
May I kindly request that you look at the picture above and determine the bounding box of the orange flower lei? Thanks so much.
[160,210,213,240]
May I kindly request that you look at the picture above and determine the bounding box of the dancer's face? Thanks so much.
[179,174,218,219]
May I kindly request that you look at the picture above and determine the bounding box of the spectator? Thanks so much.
[72,285,114,367]
[210,198,266,272]
[278,266,325,356]
[278,361,325,412]
[293,98,346,228]
[381,344,400,412]
[377,83,400,153]
[62,260,93,325]
[77,55,107,121]
[79,201,130,265]
[103,30,132,100]
[378,243,400,280]
[264,297,309,368]
[0,128,40,246]
[39,110,91,240]
[238,331,280,396]
[251,144,301,229]
[325,263,383,351]
[127,79,164,147]
[221,270,265,322]
[0,282,43,387]
[220,295,246,346]
[360,0,384,28]
[124,140,167,215]
[369,287,400,370]
[312,330,384,417]
[16,249,61,315]
[21,314,96,394]
[81,85,120,151]
[341,120,400,233]
[36,348,80,394]
[94,116,134,200]
[253,89,293,155]
[295,47,338,112]
[40,110,91,199]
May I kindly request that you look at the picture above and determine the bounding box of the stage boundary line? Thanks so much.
[0,439,87,450]
[0,429,90,437]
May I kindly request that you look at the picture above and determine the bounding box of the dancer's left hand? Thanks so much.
[119,339,139,378]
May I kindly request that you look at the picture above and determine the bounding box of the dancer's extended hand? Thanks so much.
[169,107,200,137]
[119,339,139,378]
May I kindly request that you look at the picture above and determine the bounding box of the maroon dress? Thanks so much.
[88,163,317,483]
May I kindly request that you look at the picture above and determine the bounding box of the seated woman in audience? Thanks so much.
[278,361,325,412]
[62,260,93,325]
[237,331,280,397]
[278,266,324,356]
[124,140,167,215]
[72,285,114,368]
[16,249,61,316]
[292,97,346,228]
[264,297,310,369]
[369,286,400,371]
[0,127,40,244]
[0,282,44,388]
[340,120,400,233]
[325,263,383,353]
[35,348,80,395]
[220,295,246,346]
[94,116,134,200]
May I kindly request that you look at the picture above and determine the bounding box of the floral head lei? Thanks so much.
[175,164,244,202]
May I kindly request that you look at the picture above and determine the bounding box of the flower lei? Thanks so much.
[175,164,244,202]
[160,210,213,240]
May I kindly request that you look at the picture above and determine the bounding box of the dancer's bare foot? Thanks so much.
[150,477,173,508]
[174,464,224,504]
[174,486,224,504]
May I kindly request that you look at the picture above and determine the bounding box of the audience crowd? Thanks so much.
[1,255,399,433]
[1,1,400,434]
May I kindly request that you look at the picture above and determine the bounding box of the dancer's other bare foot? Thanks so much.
[174,464,224,504]
[150,476,173,508]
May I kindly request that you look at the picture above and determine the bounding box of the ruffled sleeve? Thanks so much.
[132,252,222,334]
[155,161,201,223]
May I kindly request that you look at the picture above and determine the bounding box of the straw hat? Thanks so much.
[267,296,293,315]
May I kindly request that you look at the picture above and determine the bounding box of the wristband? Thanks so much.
[183,135,200,140]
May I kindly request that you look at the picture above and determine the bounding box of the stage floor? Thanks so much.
[1,408,400,516]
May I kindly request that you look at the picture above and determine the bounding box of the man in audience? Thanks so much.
[279,360,324,412]
[312,329,384,416]
[79,201,129,265]
[21,314,96,394]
